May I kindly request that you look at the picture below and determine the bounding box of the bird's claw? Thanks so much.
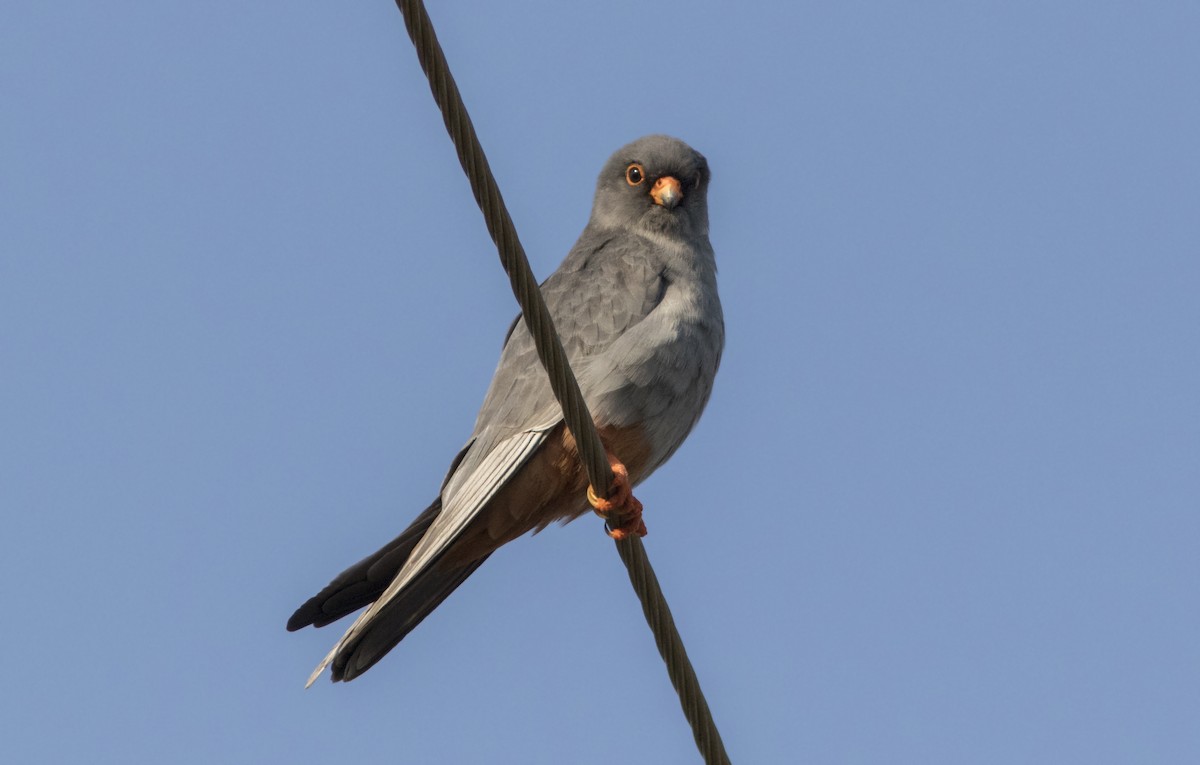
[587,457,647,539]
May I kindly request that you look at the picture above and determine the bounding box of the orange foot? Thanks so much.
[587,454,647,540]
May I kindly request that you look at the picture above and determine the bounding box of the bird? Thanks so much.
[288,135,724,684]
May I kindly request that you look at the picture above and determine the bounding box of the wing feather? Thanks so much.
[306,429,547,685]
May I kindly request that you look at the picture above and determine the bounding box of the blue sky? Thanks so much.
[3,2,1198,762]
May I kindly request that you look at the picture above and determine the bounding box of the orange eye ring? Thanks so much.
[625,163,646,186]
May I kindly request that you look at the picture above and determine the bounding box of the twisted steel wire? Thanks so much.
[394,2,731,762]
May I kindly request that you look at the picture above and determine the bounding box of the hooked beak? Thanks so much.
[650,176,683,209]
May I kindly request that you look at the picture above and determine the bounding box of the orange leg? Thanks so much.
[587,453,647,540]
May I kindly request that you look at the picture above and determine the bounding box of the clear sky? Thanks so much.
[3,2,1198,763]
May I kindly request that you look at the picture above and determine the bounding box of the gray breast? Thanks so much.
[583,261,724,478]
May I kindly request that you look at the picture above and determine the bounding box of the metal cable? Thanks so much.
[395,0,611,494]
[394,2,731,762]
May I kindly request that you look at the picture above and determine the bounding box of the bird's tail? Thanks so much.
[327,553,489,682]
[287,496,491,682]
[287,498,443,631]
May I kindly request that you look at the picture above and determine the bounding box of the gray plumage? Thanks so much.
[290,135,724,683]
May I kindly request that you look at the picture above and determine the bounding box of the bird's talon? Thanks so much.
[589,458,646,539]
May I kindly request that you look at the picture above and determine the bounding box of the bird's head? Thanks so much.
[589,135,711,242]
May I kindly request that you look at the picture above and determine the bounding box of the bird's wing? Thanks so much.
[466,231,669,442]
[306,428,547,686]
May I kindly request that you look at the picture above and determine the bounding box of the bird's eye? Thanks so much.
[625,163,645,186]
